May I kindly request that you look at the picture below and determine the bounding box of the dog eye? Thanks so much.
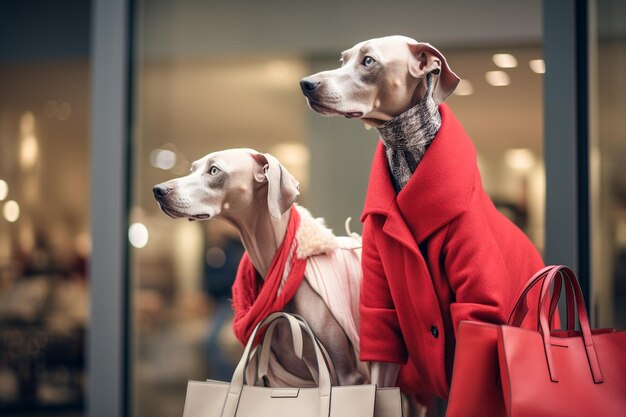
[362,56,375,67]
[209,166,220,175]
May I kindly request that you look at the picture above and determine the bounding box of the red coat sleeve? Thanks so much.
[443,188,517,335]
[359,216,408,364]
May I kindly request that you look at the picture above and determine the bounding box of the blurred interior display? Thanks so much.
[0,66,90,413]
[0,1,91,414]
[0,61,90,415]
[590,0,626,329]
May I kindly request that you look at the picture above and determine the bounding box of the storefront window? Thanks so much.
[0,2,91,415]
[131,2,542,416]
[591,0,626,328]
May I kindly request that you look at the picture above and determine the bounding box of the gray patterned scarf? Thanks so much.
[378,73,441,192]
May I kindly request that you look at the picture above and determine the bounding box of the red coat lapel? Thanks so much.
[360,140,420,256]
[361,104,477,244]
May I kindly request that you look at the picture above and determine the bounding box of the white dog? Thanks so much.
[153,148,374,387]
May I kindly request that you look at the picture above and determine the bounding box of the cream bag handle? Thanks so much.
[256,314,339,387]
[254,316,315,385]
[220,312,332,417]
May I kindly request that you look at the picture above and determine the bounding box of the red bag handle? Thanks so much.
[508,266,575,330]
[538,272,575,330]
[538,266,603,384]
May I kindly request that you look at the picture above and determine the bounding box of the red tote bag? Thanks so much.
[497,265,626,417]
[447,266,564,417]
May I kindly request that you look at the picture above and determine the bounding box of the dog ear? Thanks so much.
[251,152,300,220]
[407,42,460,104]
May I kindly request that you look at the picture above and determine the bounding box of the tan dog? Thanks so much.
[300,36,460,389]
[300,35,542,417]
[300,35,459,127]
[299,36,461,413]
[153,148,369,387]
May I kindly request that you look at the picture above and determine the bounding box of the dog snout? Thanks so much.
[300,78,320,94]
[152,184,171,198]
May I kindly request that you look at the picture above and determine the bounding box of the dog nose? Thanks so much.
[300,78,320,93]
[153,184,171,198]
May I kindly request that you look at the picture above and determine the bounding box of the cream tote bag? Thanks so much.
[182,312,403,417]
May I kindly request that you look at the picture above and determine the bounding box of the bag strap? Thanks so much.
[540,272,575,330]
[256,315,339,386]
[538,266,604,384]
[221,312,332,417]
[282,314,340,386]
[508,265,575,330]
[256,316,317,385]
[508,266,551,325]
[238,312,306,386]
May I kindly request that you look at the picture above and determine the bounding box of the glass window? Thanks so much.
[131,2,542,416]
[0,1,91,415]
[591,0,626,329]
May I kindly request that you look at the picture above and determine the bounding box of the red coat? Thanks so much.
[359,104,544,400]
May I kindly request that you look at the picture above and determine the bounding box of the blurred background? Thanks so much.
[0,0,624,416]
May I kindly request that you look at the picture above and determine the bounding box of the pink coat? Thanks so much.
[359,104,544,400]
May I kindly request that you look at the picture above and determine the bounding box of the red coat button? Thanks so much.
[430,325,439,338]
